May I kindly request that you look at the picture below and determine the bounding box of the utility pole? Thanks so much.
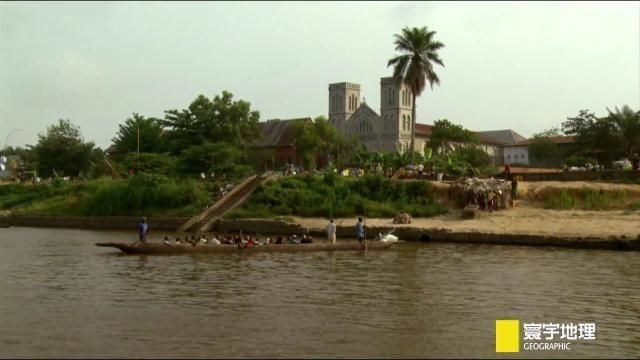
[3,129,23,154]
[137,125,140,172]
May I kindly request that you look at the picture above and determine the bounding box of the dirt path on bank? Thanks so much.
[292,181,640,239]
[292,207,640,239]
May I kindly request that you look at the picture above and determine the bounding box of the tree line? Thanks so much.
[529,105,639,167]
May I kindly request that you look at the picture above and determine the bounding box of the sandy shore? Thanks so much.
[290,205,640,240]
[289,181,640,240]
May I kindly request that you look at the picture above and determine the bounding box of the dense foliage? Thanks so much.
[111,113,167,156]
[227,173,448,219]
[1,174,211,217]
[31,119,95,178]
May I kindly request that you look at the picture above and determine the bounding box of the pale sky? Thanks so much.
[1,1,639,149]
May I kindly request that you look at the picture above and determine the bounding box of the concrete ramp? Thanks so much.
[178,174,269,233]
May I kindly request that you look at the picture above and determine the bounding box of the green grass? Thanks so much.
[226,173,448,219]
[3,174,212,217]
[539,187,633,210]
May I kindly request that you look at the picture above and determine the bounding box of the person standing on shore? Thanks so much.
[137,217,149,243]
[510,175,518,206]
[355,216,365,243]
[327,219,337,244]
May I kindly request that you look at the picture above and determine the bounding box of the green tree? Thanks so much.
[161,91,260,155]
[562,109,623,163]
[528,127,563,163]
[428,119,478,154]
[388,26,445,163]
[606,105,640,157]
[291,119,321,170]
[31,119,95,178]
[112,113,166,156]
[177,141,251,179]
[121,152,178,175]
[292,116,347,170]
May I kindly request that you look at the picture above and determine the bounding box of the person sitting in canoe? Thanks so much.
[287,235,301,244]
[301,234,313,244]
[199,235,208,244]
[175,237,181,244]
[210,235,221,246]
[163,236,171,247]
[137,217,149,243]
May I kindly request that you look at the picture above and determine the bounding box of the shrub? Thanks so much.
[226,174,447,219]
[80,174,209,216]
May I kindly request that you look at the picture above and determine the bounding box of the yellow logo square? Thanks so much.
[496,320,520,353]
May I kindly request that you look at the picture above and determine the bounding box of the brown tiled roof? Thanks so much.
[503,135,576,147]
[415,123,433,137]
[473,132,506,145]
[253,118,311,147]
[476,130,526,144]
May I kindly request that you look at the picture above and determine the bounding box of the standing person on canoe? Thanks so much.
[137,217,149,244]
[355,216,365,244]
[327,219,337,244]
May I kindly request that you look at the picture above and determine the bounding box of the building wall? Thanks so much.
[504,146,529,165]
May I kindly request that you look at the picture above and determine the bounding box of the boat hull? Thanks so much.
[95,241,395,255]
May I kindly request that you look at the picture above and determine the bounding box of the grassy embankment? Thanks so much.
[0,174,212,217]
[225,173,448,219]
[526,186,640,211]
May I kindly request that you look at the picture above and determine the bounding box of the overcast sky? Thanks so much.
[1,1,639,149]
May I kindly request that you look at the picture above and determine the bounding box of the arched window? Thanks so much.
[408,115,411,129]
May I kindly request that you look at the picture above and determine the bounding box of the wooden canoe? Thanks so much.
[95,241,396,255]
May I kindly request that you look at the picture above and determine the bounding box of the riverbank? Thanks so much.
[4,207,640,250]
[3,179,640,251]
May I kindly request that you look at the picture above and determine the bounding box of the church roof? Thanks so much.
[254,118,311,147]
[473,132,506,145]
[476,130,526,145]
[502,135,576,147]
[416,123,433,137]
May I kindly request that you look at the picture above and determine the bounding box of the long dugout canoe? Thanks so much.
[95,241,396,255]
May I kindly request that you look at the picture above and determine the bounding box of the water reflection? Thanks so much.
[0,227,638,358]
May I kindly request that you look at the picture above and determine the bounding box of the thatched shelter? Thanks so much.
[450,177,512,211]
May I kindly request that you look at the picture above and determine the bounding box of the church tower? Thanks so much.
[328,82,361,130]
[380,77,413,153]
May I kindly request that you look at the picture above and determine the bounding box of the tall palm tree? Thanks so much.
[607,105,640,157]
[388,26,445,164]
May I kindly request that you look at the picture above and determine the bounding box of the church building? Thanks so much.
[328,77,425,154]
[328,76,507,165]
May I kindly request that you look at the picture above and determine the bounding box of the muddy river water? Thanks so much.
[0,227,638,358]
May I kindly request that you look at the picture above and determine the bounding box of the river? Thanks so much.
[0,227,638,358]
